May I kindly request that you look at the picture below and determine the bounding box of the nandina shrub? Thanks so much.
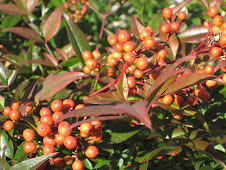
[0,0,225,169]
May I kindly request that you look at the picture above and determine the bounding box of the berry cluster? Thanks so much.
[64,0,90,23]
[1,99,101,169]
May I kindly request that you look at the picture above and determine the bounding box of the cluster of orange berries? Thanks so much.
[64,0,90,23]
[1,99,101,169]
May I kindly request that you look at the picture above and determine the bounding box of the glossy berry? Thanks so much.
[43,135,56,146]
[92,50,101,60]
[171,22,180,32]
[24,101,33,114]
[80,122,93,135]
[51,99,63,112]
[161,24,171,34]
[64,155,74,165]
[55,134,65,145]
[211,26,221,34]
[23,129,35,142]
[203,20,209,28]
[104,67,116,77]
[134,69,144,79]
[222,74,226,83]
[111,51,123,60]
[117,30,130,43]
[162,7,172,19]
[127,76,136,88]
[107,55,118,66]
[210,47,222,57]
[85,146,99,159]
[9,109,20,121]
[23,141,36,153]
[213,15,224,26]
[83,65,92,74]
[178,11,186,20]
[107,34,117,46]
[86,59,98,70]
[136,57,148,70]
[58,121,72,136]
[54,157,65,167]
[187,96,198,106]
[10,100,20,110]
[72,160,84,170]
[157,49,167,60]
[63,99,75,112]
[221,66,226,72]
[52,111,64,123]
[144,37,156,49]
[222,22,226,30]
[127,64,136,73]
[39,107,52,117]
[139,29,152,41]
[123,52,136,63]
[82,51,93,60]
[3,120,14,131]
[219,35,226,46]
[204,65,214,74]
[206,80,217,88]
[174,95,183,105]
[162,95,173,105]
[75,104,84,110]
[123,41,135,52]
[198,89,210,101]
[2,106,11,116]
[114,42,124,52]
[194,85,202,96]
[36,123,51,137]
[64,136,77,149]
[149,69,160,80]
[40,114,54,125]
[145,27,154,36]
[207,6,218,18]
[43,144,55,155]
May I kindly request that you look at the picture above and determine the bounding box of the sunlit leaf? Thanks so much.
[116,71,128,100]
[0,146,7,170]
[42,52,58,67]
[19,59,55,67]
[0,4,25,15]
[131,15,144,36]
[0,131,14,159]
[83,93,123,104]
[13,0,39,14]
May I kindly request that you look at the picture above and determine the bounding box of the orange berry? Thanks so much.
[39,107,52,117]
[64,155,74,165]
[221,29,226,35]
[157,49,167,60]
[85,146,99,159]
[222,74,226,83]
[91,133,102,142]
[92,50,101,60]
[187,96,198,106]
[219,35,226,46]
[82,51,93,60]
[52,111,64,123]
[123,52,136,63]
[145,27,154,36]
[198,89,210,101]
[51,99,63,112]
[127,64,136,74]
[58,121,72,136]
[203,20,209,28]
[139,29,152,41]
[54,157,65,168]
[207,6,218,18]
[123,41,135,52]
[114,42,124,52]
[10,100,20,110]
[42,144,55,155]
[55,134,65,145]
[144,37,156,49]
[210,47,222,57]
[43,135,56,146]
[128,86,137,96]
[196,69,205,73]
[134,69,144,79]
[36,123,51,137]
[161,24,171,34]
[221,66,226,72]
[104,67,116,77]
[40,114,54,125]
[80,122,93,135]
[173,112,183,120]
[194,85,202,96]
[72,160,84,170]
[127,76,136,88]
[75,104,84,110]
[162,7,172,19]
[107,55,118,66]
[83,65,92,74]
[63,99,75,112]
[24,101,33,114]
[211,26,221,34]
[2,106,11,116]
[107,34,117,46]
[136,57,148,70]
[9,109,21,121]
[86,59,98,70]
[23,129,35,142]
[162,95,173,105]
[111,51,123,61]
[3,120,14,131]
[174,95,183,105]
[64,136,77,149]
[178,11,186,20]
[171,22,180,32]
[117,30,130,43]
[204,65,214,74]
[205,80,217,88]
[23,141,36,153]
[213,15,224,26]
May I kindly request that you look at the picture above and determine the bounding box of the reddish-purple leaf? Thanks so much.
[104,47,115,54]
[19,59,55,67]
[116,71,128,100]
[56,48,67,61]
[197,0,209,9]
[1,27,43,42]
[83,93,123,104]
[0,4,25,15]
[209,0,222,8]
[178,25,208,43]
[13,0,39,14]
[42,52,58,67]
[42,6,62,42]
[172,0,192,16]
[131,15,144,35]
[168,34,179,58]
[34,71,89,102]
[213,60,226,73]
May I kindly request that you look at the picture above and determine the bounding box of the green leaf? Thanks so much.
[83,158,93,170]
[42,6,62,42]
[9,153,58,170]
[135,147,166,162]
[94,160,110,169]
[0,95,5,112]
[34,71,88,102]
[0,4,25,15]
[200,165,214,170]
[0,130,14,159]
[14,79,30,100]
[172,127,188,139]
[0,146,7,170]
[63,12,91,66]
[139,161,149,170]
[14,141,27,160]
[116,71,128,100]
[2,15,21,29]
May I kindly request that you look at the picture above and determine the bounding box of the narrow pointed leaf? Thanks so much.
[213,60,226,73]
[1,27,43,42]
[168,34,179,58]
[0,4,25,15]
[42,52,58,67]
[116,71,128,100]
[0,131,14,159]
[63,13,91,66]
[42,6,62,42]
[0,146,7,170]
[8,70,17,86]
[34,72,89,102]
[13,0,39,14]
[83,93,123,104]
[19,59,55,67]
[171,0,192,15]
[9,153,58,170]
[131,15,144,35]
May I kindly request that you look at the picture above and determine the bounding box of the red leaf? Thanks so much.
[13,0,39,14]
[34,71,89,102]
[19,59,55,67]
[42,6,62,42]
[213,60,226,73]
[1,27,43,42]
[42,52,58,67]
[0,4,25,15]
[83,93,123,104]
[168,34,179,59]
[171,0,192,16]
[56,48,67,61]
[178,25,208,43]
[209,0,222,8]
[131,15,144,35]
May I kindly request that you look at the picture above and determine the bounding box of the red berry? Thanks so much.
[178,11,186,20]
[187,96,198,106]
[171,22,180,32]
[23,141,36,153]
[207,6,218,18]
[144,37,156,49]
[36,123,51,137]
[161,24,171,34]
[162,7,172,19]
[51,99,63,112]
[23,129,35,142]
[3,120,14,131]
[64,136,77,149]
[2,106,11,116]
[72,160,84,170]
[42,144,55,155]
[85,146,99,159]
[39,107,52,117]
